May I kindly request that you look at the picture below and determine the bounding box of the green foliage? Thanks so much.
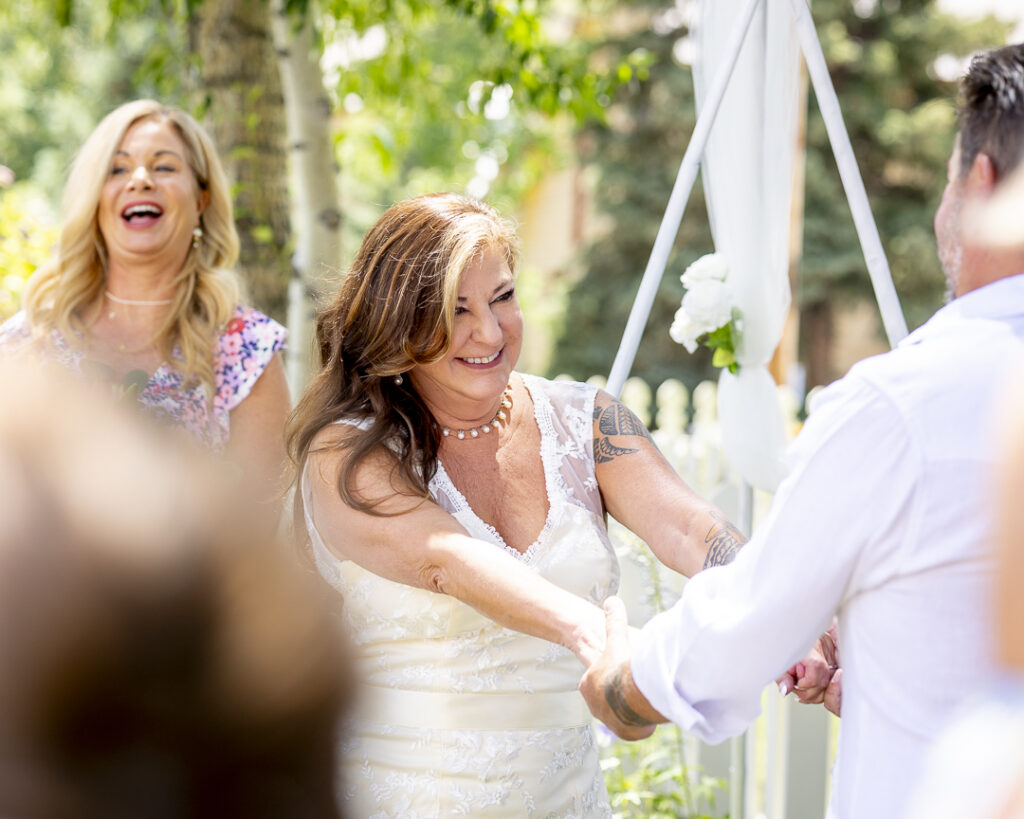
[0,0,190,204]
[318,0,639,256]
[801,0,1010,334]
[9,0,1014,387]
[3,0,637,335]
[317,0,642,121]
[704,321,738,374]
[550,0,1013,388]
[548,4,717,388]
[0,185,58,321]
[601,725,728,818]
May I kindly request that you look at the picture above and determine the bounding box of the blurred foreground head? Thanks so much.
[968,161,1024,249]
[996,373,1024,674]
[0,363,350,819]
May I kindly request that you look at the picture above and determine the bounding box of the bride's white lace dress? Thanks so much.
[303,373,618,818]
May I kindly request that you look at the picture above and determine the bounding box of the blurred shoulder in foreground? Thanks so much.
[0,361,352,819]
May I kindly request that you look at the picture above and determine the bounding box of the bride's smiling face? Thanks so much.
[409,248,522,416]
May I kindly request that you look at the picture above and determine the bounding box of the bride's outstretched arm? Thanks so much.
[591,389,745,576]
[304,425,607,667]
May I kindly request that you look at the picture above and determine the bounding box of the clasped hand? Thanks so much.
[776,622,842,716]
[579,596,661,741]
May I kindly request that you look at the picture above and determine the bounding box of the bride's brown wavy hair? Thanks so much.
[286,192,519,516]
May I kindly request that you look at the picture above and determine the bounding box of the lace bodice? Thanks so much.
[303,373,618,817]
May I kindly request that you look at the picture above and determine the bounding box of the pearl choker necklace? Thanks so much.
[105,290,174,306]
[441,385,513,441]
[105,290,174,322]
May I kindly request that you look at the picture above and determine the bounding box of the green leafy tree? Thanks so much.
[3,0,636,340]
[318,1,644,244]
[0,0,189,203]
[549,2,716,389]
[799,0,1009,384]
[0,0,190,323]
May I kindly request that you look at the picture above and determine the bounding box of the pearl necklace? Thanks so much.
[105,291,175,306]
[105,290,174,321]
[441,385,513,441]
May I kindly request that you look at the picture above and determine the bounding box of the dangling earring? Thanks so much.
[192,226,203,249]
[393,374,404,386]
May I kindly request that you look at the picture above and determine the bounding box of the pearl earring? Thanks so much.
[192,226,203,249]
[393,374,404,386]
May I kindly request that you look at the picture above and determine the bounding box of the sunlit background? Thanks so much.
[0,0,1019,397]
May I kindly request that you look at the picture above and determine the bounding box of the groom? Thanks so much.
[581,42,1024,819]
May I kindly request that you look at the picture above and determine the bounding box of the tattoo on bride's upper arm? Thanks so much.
[592,400,653,465]
[702,511,747,569]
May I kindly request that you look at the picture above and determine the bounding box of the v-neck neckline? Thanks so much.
[433,373,558,561]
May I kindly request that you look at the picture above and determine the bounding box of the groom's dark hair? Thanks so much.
[958,42,1024,181]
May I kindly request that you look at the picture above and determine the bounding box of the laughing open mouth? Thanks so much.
[122,204,164,221]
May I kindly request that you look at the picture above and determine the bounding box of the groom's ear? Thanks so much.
[965,151,998,196]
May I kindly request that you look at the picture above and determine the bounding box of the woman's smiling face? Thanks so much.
[409,247,523,418]
[97,117,208,270]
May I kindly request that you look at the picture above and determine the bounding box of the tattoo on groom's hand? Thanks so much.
[604,667,655,728]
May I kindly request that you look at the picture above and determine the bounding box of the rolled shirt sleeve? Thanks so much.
[631,375,919,744]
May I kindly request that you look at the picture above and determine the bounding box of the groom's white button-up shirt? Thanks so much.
[632,273,1024,819]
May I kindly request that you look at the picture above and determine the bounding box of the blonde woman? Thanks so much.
[287,193,742,817]
[0,100,290,507]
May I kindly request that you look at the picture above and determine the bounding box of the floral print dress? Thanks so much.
[0,305,286,451]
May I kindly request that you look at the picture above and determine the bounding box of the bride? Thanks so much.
[286,192,742,816]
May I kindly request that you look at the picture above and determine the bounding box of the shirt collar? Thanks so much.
[900,272,1024,347]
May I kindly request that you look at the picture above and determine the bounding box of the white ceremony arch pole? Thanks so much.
[787,0,908,346]
[606,0,762,398]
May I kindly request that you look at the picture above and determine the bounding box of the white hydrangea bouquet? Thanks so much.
[669,252,742,374]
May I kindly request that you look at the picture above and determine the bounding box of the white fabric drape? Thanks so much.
[693,0,801,491]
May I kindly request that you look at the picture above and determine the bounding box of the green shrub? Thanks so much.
[0,184,57,322]
[600,722,728,818]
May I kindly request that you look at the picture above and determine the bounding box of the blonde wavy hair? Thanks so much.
[286,192,520,515]
[22,99,241,395]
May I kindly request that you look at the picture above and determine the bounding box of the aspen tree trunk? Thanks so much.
[190,0,293,322]
[270,0,342,393]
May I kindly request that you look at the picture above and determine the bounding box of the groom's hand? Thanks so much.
[579,596,664,741]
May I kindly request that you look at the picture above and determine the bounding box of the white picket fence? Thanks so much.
[583,373,836,819]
